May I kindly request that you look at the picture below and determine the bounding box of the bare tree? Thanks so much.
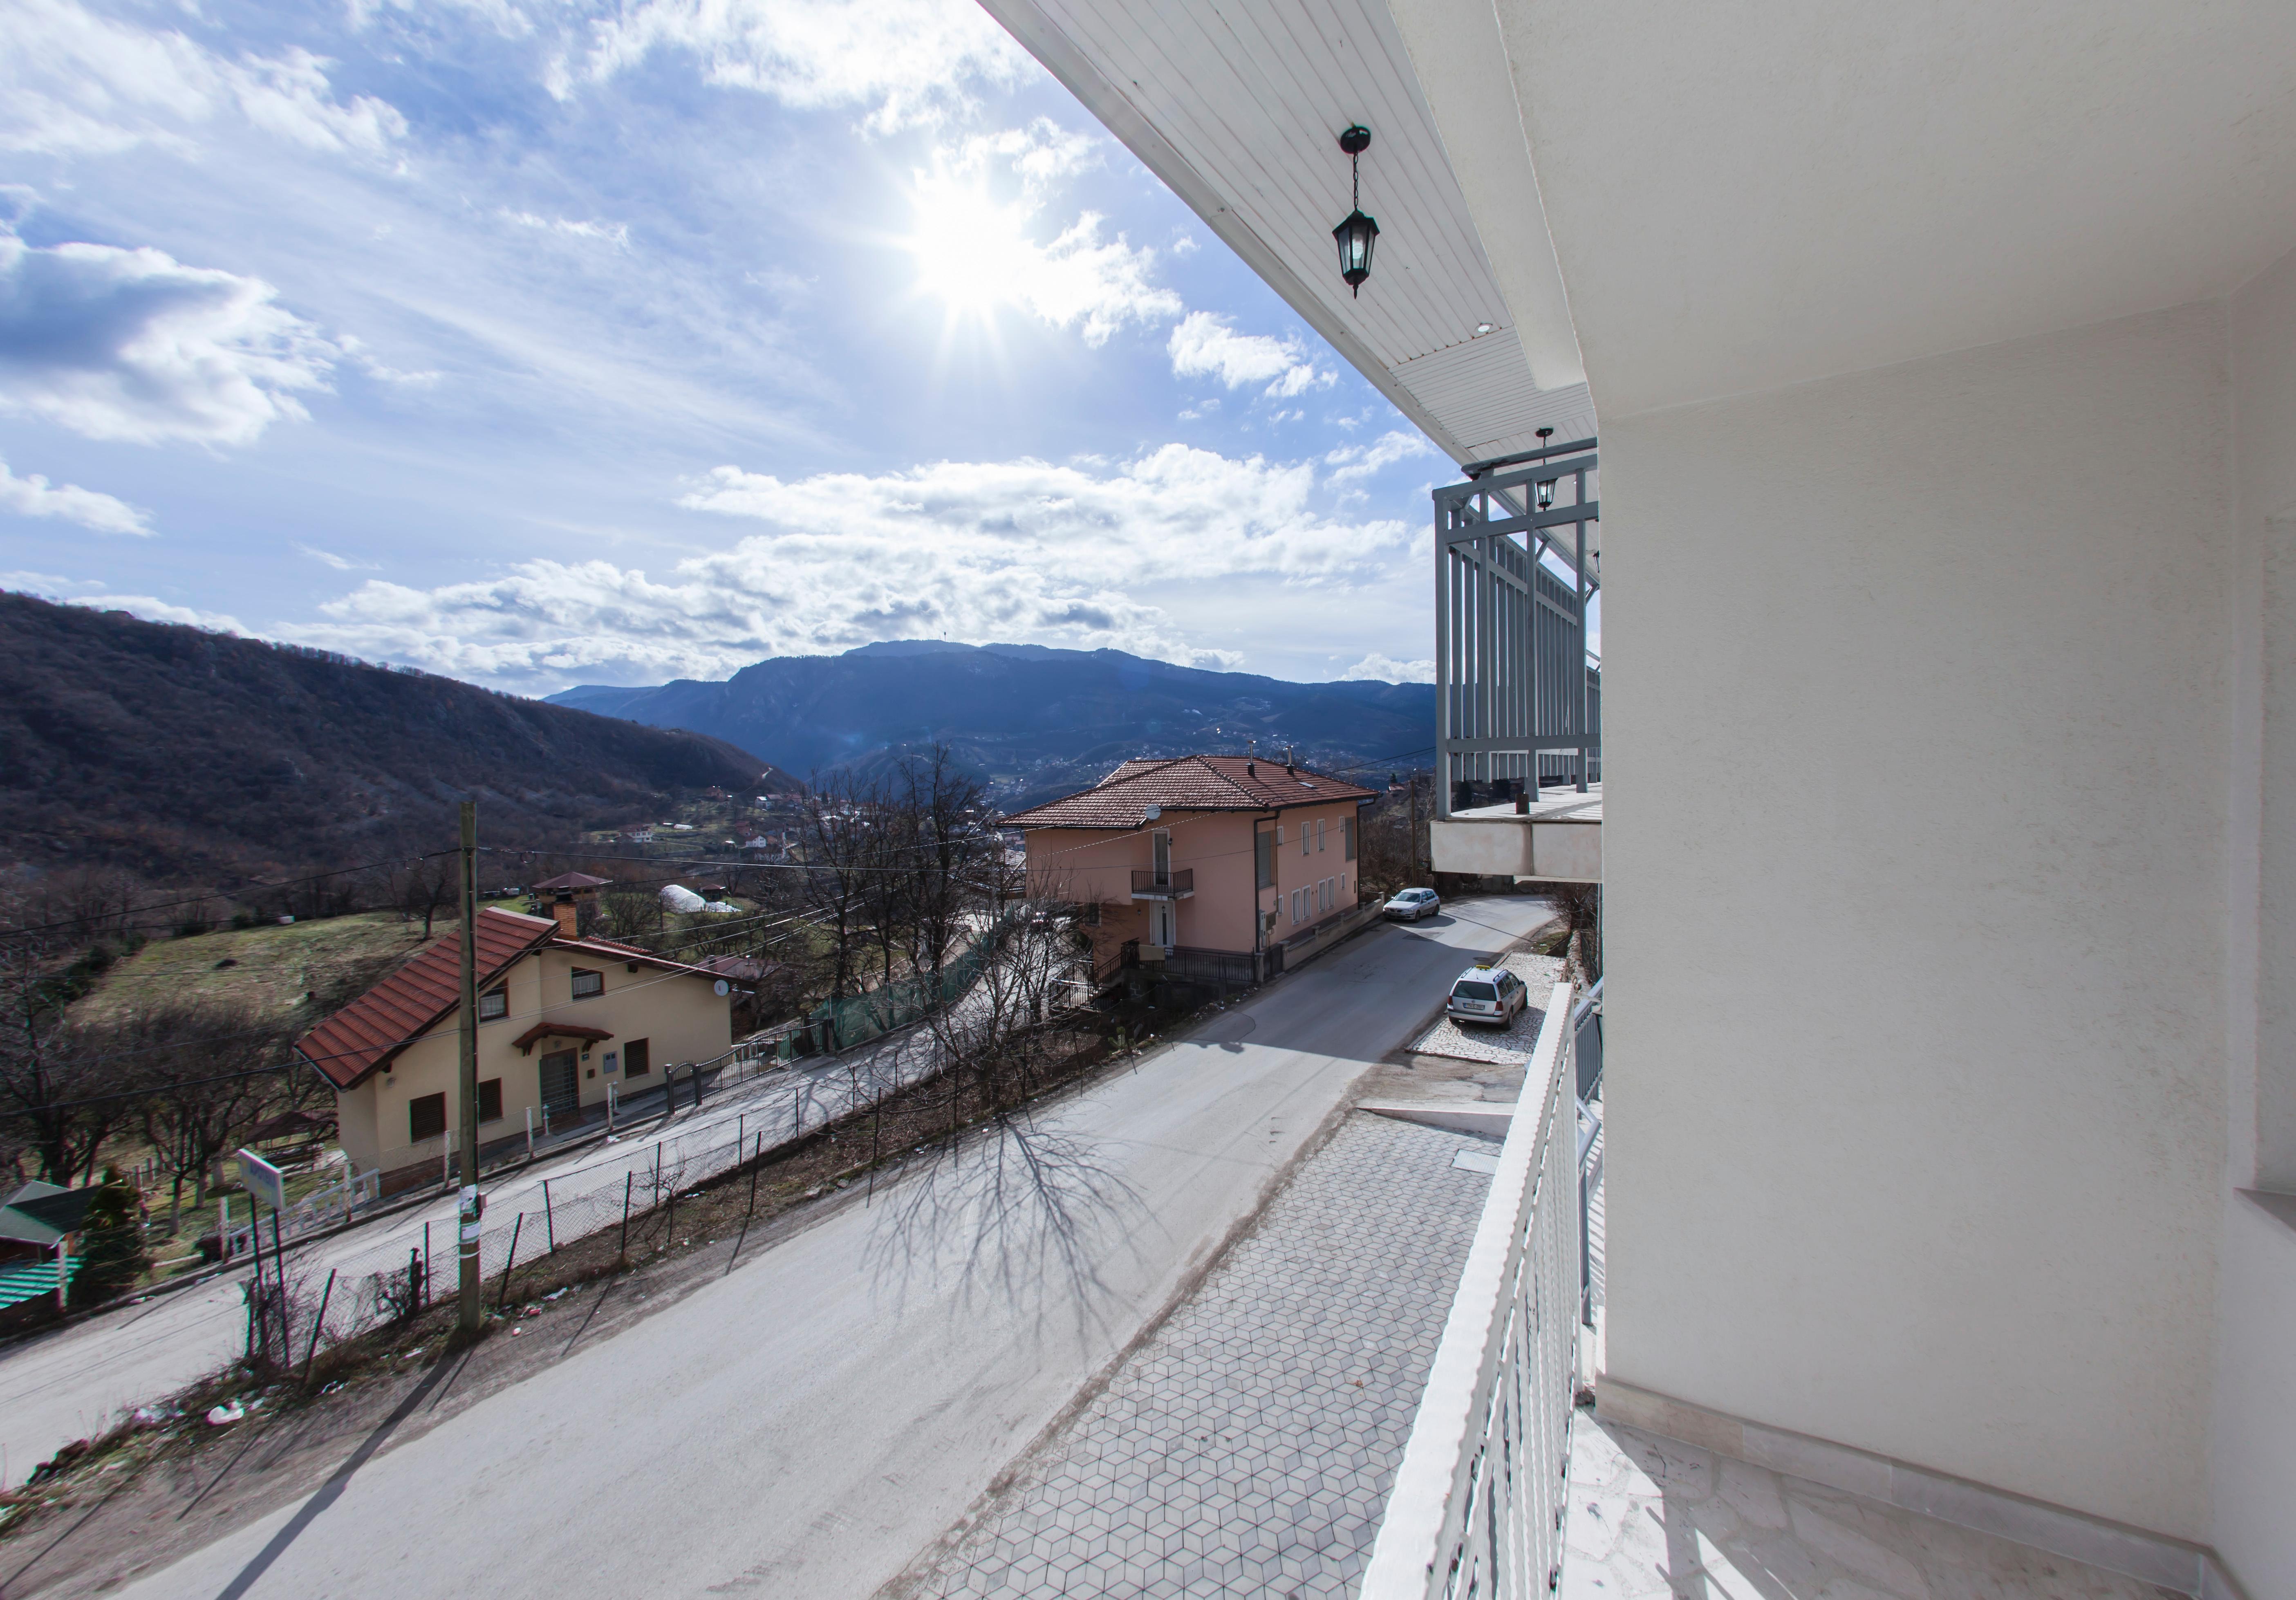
[1526,879,1602,984]
[803,774,883,1004]
[130,999,283,1235]
[388,855,457,938]
[900,747,990,980]
[0,932,133,1184]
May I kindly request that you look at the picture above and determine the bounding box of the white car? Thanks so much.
[1447,964,1529,1026]
[1384,887,1441,921]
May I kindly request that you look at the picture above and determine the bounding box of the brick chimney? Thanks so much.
[550,891,578,940]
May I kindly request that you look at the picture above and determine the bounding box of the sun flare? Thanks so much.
[905,171,1035,321]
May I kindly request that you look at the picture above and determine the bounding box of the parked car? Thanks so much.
[1447,964,1529,1026]
[1384,887,1442,921]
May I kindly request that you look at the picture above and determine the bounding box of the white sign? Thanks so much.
[236,1148,286,1213]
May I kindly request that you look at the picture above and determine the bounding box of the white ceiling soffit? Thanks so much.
[1486,0,2296,418]
[977,0,1593,467]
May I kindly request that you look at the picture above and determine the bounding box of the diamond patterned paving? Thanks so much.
[916,1111,1493,1600]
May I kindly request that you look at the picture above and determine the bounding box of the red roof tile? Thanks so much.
[1004,754,1377,829]
[294,908,553,1090]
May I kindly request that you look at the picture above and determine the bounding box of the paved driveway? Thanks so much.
[102,897,1553,1600]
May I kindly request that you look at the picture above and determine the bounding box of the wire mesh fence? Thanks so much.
[250,1099,828,1370]
[797,911,1018,1054]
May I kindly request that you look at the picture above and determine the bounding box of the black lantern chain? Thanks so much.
[1333,125,1379,298]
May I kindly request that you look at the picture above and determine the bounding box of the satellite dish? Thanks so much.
[1142,804,1162,821]
[713,979,730,997]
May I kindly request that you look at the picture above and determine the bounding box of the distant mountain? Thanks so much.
[548,641,1435,806]
[0,593,796,883]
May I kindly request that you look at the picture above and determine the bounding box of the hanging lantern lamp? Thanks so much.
[1333,125,1379,298]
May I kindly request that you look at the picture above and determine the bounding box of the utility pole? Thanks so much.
[456,800,483,1333]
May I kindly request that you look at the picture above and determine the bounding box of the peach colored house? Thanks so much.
[1005,755,1377,981]
[295,908,732,1193]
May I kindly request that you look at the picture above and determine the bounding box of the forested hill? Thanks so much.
[0,593,794,882]
[549,640,1436,806]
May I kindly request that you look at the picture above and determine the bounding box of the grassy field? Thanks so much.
[70,911,434,1034]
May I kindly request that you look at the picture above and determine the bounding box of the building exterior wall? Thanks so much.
[1604,302,2230,1541]
[2211,239,2296,1598]
[335,946,731,1181]
[1022,801,1366,962]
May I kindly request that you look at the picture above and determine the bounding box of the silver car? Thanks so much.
[1383,887,1441,921]
[1447,965,1528,1026]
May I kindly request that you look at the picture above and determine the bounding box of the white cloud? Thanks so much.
[1003,213,1180,346]
[502,210,632,250]
[1167,311,1329,399]
[296,543,377,570]
[1172,233,1199,255]
[0,231,336,445]
[0,0,408,157]
[291,444,1413,687]
[69,592,248,632]
[948,119,1101,193]
[336,334,441,387]
[1338,653,1434,683]
[554,0,1031,133]
[1325,428,1437,484]
[907,140,1178,347]
[0,457,151,535]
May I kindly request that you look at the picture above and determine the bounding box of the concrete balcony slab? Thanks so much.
[1431,784,1602,882]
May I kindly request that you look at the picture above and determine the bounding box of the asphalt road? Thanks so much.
[0,1029,921,1491]
[102,897,1552,1600]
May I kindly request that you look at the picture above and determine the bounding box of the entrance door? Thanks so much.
[539,1050,580,1124]
[1149,901,1175,950]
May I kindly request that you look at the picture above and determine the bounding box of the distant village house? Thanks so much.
[294,908,732,1194]
[1004,755,1376,984]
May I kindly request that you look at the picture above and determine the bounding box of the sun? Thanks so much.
[904,170,1035,324]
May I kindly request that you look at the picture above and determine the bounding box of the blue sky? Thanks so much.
[0,0,1460,691]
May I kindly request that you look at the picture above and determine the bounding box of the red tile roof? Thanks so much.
[1004,755,1377,829]
[295,908,554,1090]
[532,871,610,892]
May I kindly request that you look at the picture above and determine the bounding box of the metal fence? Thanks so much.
[1435,437,1602,814]
[1360,980,1581,1600]
[222,1167,381,1258]
[795,910,1017,1054]
[255,1085,849,1369]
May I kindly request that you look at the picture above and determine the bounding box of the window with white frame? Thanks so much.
[571,967,603,999]
[1316,819,1326,852]
[477,986,508,1022]
[1300,820,1310,856]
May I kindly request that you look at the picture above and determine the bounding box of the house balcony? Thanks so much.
[1129,867,1194,899]
[1429,781,1602,882]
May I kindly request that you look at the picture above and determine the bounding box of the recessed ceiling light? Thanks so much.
[1475,321,1496,334]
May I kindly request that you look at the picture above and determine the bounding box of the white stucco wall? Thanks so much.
[2211,241,2296,1599]
[1604,303,2230,1540]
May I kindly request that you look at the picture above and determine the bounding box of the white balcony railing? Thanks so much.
[1362,980,1582,1600]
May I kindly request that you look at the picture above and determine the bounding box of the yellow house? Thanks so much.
[295,908,732,1193]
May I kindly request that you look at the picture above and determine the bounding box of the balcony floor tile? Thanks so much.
[1564,1415,2173,1600]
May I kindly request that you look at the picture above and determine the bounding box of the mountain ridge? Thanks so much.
[548,641,1435,805]
[0,592,796,883]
